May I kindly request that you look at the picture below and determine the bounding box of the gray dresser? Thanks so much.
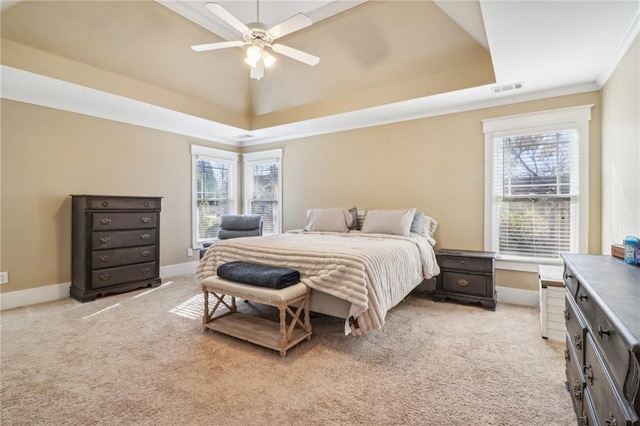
[71,195,162,302]
[562,254,640,425]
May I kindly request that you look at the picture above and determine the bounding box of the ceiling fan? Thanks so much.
[191,2,320,80]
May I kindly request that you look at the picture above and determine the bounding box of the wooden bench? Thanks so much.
[201,276,312,357]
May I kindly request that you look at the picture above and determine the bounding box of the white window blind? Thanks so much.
[490,128,579,259]
[191,146,237,246]
[243,149,282,235]
[483,105,591,267]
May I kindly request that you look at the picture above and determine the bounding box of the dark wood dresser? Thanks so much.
[562,254,640,425]
[434,249,497,310]
[71,195,162,302]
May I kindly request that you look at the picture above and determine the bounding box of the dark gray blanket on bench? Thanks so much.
[216,261,301,289]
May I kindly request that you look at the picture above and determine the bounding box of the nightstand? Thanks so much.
[434,249,497,310]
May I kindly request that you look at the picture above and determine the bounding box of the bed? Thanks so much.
[195,208,440,336]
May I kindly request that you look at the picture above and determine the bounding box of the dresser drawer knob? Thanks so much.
[99,273,111,281]
[564,349,570,362]
[141,216,151,223]
[140,250,151,257]
[605,414,617,426]
[457,279,469,287]
[102,201,109,207]
[144,201,150,207]
[573,332,582,351]
[597,325,611,339]
[100,217,112,225]
[584,363,593,385]
[140,267,151,275]
[578,292,588,302]
[99,255,110,263]
[579,413,588,426]
[99,236,111,244]
[563,309,570,320]
[564,273,573,279]
[459,260,465,265]
[140,234,151,240]
[572,381,582,401]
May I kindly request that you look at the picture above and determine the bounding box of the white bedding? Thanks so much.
[195,230,440,335]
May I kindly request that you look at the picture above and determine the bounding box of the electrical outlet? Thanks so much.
[0,272,8,285]
[187,248,194,257]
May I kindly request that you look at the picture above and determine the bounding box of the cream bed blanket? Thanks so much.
[195,231,440,336]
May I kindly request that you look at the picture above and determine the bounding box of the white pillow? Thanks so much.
[361,208,416,236]
[304,208,352,232]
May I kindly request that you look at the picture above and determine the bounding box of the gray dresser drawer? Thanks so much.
[442,272,488,297]
[92,212,157,230]
[566,332,586,415]
[584,334,636,425]
[87,197,159,210]
[91,245,156,269]
[439,256,492,273]
[565,294,587,364]
[91,230,155,250]
[91,262,157,289]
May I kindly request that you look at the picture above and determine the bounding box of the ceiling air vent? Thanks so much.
[233,134,255,141]
[492,82,524,94]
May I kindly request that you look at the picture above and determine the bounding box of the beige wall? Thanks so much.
[0,99,238,294]
[246,91,602,291]
[0,89,602,295]
[601,34,640,251]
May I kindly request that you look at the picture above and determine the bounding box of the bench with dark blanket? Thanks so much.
[216,261,301,289]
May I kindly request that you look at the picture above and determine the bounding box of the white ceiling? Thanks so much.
[2,1,639,146]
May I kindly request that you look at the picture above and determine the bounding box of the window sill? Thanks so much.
[496,256,563,273]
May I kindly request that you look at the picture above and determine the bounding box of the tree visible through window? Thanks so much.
[483,105,591,264]
[496,131,576,258]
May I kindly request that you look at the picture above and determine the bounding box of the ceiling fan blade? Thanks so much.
[191,40,245,52]
[267,13,312,39]
[271,44,320,66]
[204,3,250,35]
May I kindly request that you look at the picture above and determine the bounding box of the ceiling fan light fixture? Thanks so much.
[245,44,262,65]
[261,50,276,68]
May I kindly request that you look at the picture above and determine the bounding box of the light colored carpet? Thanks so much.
[1,275,575,425]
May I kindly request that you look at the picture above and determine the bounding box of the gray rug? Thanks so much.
[0,275,575,425]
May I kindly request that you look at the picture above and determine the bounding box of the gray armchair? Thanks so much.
[200,215,263,259]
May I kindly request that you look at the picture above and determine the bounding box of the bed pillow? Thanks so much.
[304,208,351,233]
[356,209,367,230]
[422,215,439,238]
[361,208,416,236]
[410,212,425,235]
[348,207,358,230]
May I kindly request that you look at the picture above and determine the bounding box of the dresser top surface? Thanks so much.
[436,249,496,259]
[562,254,640,348]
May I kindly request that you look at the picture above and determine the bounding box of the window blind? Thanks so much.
[245,151,282,235]
[491,128,579,259]
[195,157,233,242]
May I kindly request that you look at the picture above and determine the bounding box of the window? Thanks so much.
[243,149,282,235]
[191,145,238,247]
[483,106,591,268]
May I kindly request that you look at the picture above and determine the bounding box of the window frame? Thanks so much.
[191,145,238,248]
[242,149,283,235]
[482,105,592,271]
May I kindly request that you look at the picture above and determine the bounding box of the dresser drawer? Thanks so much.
[87,197,159,210]
[91,230,156,250]
[566,332,586,415]
[584,334,637,425]
[91,245,156,269]
[442,272,489,297]
[565,293,587,365]
[439,256,492,273]
[576,286,630,394]
[582,388,598,426]
[92,212,157,230]
[563,265,580,298]
[91,262,157,289]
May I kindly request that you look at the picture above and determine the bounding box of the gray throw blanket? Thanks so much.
[216,261,301,289]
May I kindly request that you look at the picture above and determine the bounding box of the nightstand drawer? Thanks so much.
[442,272,488,297]
[439,256,492,273]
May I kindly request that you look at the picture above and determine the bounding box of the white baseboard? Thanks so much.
[0,282,71,311]
[0,261,200,311]
[496,286,539,307]
[1,265,538,312]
